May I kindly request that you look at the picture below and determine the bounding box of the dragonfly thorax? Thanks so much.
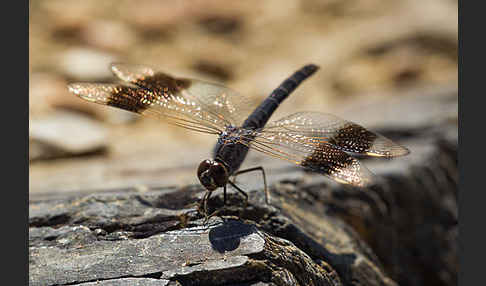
[218,126,252,146]
[197,159,229,191]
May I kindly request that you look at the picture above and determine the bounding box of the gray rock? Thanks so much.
[79,278,169,285]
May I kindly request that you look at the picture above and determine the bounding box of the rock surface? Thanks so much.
[29,120,457,286]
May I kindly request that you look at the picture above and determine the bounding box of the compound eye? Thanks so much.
[197,159,212,178]
[200,174,213,188]
[211,163,228,187]
[197,159,219,191]
[197,160,229,191]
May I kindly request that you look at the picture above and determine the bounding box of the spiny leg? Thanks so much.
[232,166,269,204]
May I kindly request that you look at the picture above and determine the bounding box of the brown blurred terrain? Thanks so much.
[29,0,457,195]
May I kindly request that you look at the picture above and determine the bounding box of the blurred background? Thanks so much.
[29,0,457,197]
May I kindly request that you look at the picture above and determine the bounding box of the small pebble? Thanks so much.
[60,48,118,80]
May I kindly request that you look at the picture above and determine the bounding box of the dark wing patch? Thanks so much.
[68,83,158,113]
[300,142,373,186]
[327,123,377,154]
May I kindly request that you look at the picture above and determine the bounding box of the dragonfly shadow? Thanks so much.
[208,219,257,253]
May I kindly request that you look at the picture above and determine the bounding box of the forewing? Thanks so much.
[68,82,222,134]
[242,130,374,187]
[68,63,254,133]
[110,63,254,126]
[261,111,410,157]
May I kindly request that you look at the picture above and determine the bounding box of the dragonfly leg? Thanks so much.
[202,191,213,224]
[204,187,227,224]
[232,166,269,205]
[228,180,249,208]
[223,184,227,206]
[205,207,224,223]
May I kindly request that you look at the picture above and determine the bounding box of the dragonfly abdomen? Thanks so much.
[242,64,319,130]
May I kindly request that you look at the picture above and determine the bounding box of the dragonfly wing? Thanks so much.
[261,111,410,157]
[68,63,255,133]
[240,111,410,186]
[242,129,375,187]
[110,63,254,126]
[68,82,222,134]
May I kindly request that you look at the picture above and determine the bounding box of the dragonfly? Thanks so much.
[68,63,409,217]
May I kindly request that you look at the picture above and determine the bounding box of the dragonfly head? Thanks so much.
[197,159,229,191]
